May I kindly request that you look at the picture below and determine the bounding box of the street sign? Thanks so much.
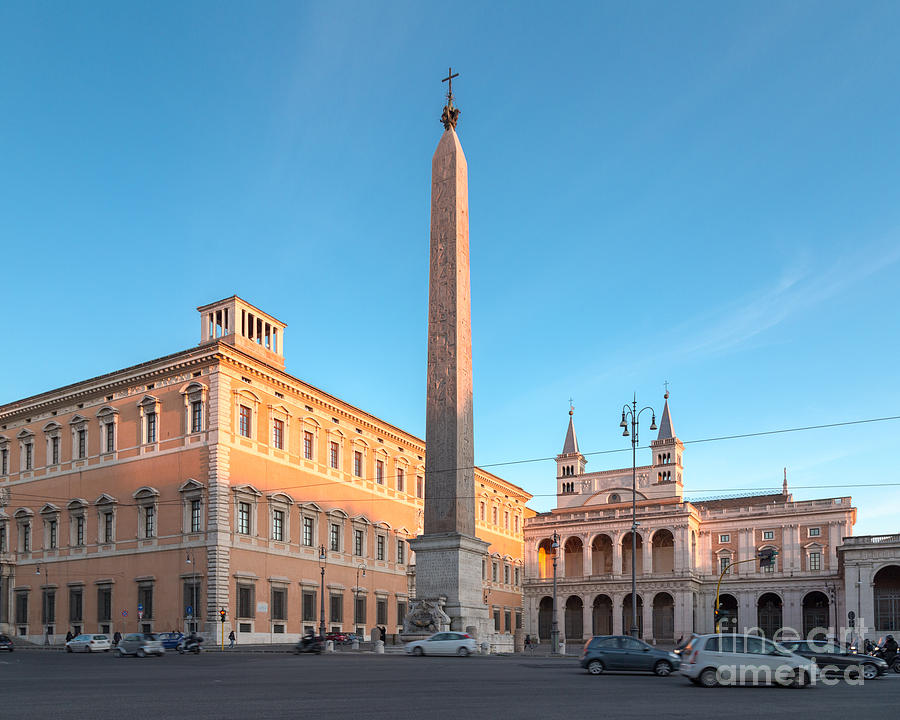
[137,603,144,612]
[186,605,193,618]
[121,610,128,618]
[138,610,144,620]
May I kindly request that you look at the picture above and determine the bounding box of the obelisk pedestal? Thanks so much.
[405,92,490,639]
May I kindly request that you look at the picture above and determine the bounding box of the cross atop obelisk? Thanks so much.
[440,67,461,130]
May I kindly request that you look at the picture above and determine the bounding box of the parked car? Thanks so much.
[0,634,14,652]
[679,633,817,687]
[65,634,111,653]
[114,633,165,657]
[581,635,680,676]
[156,632,185,650]
[778,639,887,680]
[405,632,477,657]
[325,632,349,644]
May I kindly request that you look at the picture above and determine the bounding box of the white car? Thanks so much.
[66,634,111,653]
[679,633,818,688]
[405,631,477,657]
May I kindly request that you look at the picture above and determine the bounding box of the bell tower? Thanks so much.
[197,296,287,370]
[557,405,586,495]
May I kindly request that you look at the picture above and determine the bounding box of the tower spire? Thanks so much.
[783,468,788,495]
[656,390,675,441]
[562,403,579,455]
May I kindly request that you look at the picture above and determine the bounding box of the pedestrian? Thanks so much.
[66,630,74,643]
[524,634,531,653]
[228,630,235,649]
[113,630,121,647]
[379,626,386,643]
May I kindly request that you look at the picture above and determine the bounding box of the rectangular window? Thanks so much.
[375,460,384,484]
[809,527,821,537]
[272,588,287,621]
[303,431,314,460]
[416,476,423,498]
[493,609,500,632]
[719,534,730,543]
[330,594,342,623]
[97,587,112,622]
[25,442,33,470]
[23,524,30,552]
[397,601,407,626]
[397,467,405,492]
[76,516,85,545]
[376,598,387,626]
[146,412,157,444]
[0,526,6,553]
[397,540,405,564]
[302,592,316,622]
[77,430,86,459]
[492,507,498,525]
[273,510,285,542]
[376,535,385,561]
[330,442,339,469]
[353,451,362,477]
[190,500,202,533]
[764,558,775,573]
[144,506,155,538]
[515,567,520,586]
[15,592,28,625]
[239,406,251,438]
[42,590,56,624]
[49,520,57,549]
[720,557,730,575]
[237,585,254,618]
[238,502,251,535]
[492,562,498,582]
[191,401,202,433]
[514,515,519,533]
[480,503,485,521]
[302,517,313,547]
[504,565,510,584]
[329,523,340,552]
[763,530,774,540]
[354,529,364,556]
[105,423,115,452]
[273,419,284,449]
[69,588,83,622]
[137,585,153,619]
[51,436,60,465]
[354,596,366,625]
[1,448,7,474]
[103,512,114,543]
[809,552,821,571]
[504,511,509,530]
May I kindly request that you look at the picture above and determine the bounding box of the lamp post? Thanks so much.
[355,562,366,635]
[551,530,560,654]
[185,550,198,633]
[318,545,327,639]
[619,395,657,638]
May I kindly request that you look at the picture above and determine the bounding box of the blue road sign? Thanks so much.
[186,605,193,617]
[137,603,143,612]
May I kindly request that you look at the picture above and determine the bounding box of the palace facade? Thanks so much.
[523,397,859,645]
[0,296,531,644]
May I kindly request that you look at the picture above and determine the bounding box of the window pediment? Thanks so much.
[232,484,263,497]
[180,382,207,396]
[298,501,323,513]
[14,507,34,518]
[326,508,349,519]
[16,428,35,439]
[93,493,118,506]
[69,414,88,426]
[96,406,119,419]
[351,514,371,525]
[133,486,160,500]
[137,395,160,409]
[67,498,88,510]
[40,503,60,515]
[179,479,205,493]
[267,492,295,505]
[43,421,62,433]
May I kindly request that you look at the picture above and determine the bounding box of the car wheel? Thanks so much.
[137,648,146,658]
[412,646,424,656]
[587,659,604,675]
[457,647,469,657]
[699,668,719,688]
[654,660,673,677]
[115,649,123,657]
[177,646,184,654]
[86,646,92,653]
[66,646,72,653]
[862,663,878,680]
[790,670,809,689]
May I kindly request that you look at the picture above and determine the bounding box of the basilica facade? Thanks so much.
[523,397,856,645]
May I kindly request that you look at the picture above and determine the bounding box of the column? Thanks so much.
[612,533,623,577]
[582,596,592,640]
[612,594,623,635]
[673,527,685,574]
[787,524,801,573]
[641,535,652,576]
[739,591,755,634]
[583,535,592,577]
[828,523,841,571]
[642,595,653,641]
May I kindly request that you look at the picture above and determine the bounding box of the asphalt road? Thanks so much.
[0,650,893,719]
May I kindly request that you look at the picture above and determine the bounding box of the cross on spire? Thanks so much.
[442,67,459,105]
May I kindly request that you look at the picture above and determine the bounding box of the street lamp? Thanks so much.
[551,531,560,654]
[318,545,327,639]
[619,394,656,638]
[355,563,366,635]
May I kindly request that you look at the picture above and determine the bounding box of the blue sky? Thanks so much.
[1,1,898,533]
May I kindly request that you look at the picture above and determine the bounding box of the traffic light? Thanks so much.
[713,607,721,628]
[758,549,778,569]
[219,608,226,623]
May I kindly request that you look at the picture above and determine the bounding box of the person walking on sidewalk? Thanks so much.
[228,630,235,649]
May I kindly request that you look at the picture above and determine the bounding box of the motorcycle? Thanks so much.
[295,635,324,655]
[177,636,203,654]
[872,645,900,673]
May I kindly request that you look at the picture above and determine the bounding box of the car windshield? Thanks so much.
[75,635,90,641]
[93,635,107,640]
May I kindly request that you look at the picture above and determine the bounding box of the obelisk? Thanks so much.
[406,69,490,637]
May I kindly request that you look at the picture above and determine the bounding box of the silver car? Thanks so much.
[405,631,477,657]
[114,632,165,657]
[66,634,111,653]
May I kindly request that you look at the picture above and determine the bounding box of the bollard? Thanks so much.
[559,640,566,656]
[375,640,384,654]
[325,640,335,653]
[352,639,360,650]
[480,641,490,655]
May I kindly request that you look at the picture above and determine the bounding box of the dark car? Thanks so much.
[778,640,887,680]
[156,632,185,650]
[581,635,680,676]
[0,634,13,652]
